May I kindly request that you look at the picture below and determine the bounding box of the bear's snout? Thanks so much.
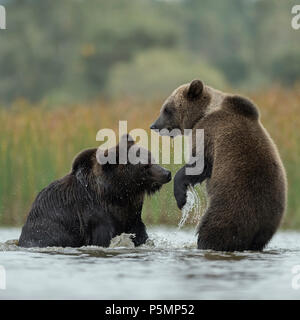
[150,115,166,131]
[164,170,172,183]
[150,121,162,131]
[151,165,172,184]
[150,123,157,130]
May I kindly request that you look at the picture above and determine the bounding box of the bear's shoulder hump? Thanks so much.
[224,95,259,120]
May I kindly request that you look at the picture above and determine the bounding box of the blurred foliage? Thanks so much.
[107,49,226,99]
[0,0,299,104]
[0,87,300,228]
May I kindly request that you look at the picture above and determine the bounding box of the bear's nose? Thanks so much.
[150,123,157,130]
[167,171,172,182]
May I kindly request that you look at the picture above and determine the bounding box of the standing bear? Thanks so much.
[19,135,171,248]
[151,80,287,251]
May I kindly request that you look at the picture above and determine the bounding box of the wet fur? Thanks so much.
[19,145,169,248]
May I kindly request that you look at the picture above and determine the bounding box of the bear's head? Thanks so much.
[150,79,215,136]
[71,135,171,201]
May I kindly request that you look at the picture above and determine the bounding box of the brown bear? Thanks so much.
[151,79,287,251]
[18,135,171,248]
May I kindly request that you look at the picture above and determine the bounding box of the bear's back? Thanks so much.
[204,103,287,219]
[223,95,259,121]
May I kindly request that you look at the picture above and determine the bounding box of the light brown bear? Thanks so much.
[151,79,287,251]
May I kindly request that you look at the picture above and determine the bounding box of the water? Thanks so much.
[0,227,300,299]
[178,187,202,229]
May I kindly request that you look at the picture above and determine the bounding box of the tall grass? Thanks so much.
[0,87,299,228]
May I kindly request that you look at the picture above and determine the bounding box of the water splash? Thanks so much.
[109,233,135,248]
[178,186,205,229]
[178,187,196,229]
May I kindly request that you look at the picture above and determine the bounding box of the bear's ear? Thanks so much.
[187,80,204,100]
[72,148,97,173]
[96,134,136,171]
[119,134,135,149]
[115,134,135,164]
[116,134,135,155]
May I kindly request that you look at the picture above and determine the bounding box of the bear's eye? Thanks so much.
[164,107,172,115]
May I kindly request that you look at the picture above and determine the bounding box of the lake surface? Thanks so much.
[0,227,300,299]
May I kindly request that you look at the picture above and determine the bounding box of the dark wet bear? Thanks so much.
[151,79,287,252]
[18,136,171,248]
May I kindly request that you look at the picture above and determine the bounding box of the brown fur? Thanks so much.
[151,80,287,251]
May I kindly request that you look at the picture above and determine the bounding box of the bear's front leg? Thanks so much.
[91,223,116,247]
[174,166,190,210]
[174,162,211,209]
[128,219,148,246]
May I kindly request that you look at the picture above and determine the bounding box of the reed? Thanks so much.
[0,86,299,228]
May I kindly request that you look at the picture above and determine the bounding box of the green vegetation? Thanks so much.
[0,87,299,228]
[0,0,299,104]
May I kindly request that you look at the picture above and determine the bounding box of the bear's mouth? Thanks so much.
[151,182,162,189]
[147,182,162,194]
